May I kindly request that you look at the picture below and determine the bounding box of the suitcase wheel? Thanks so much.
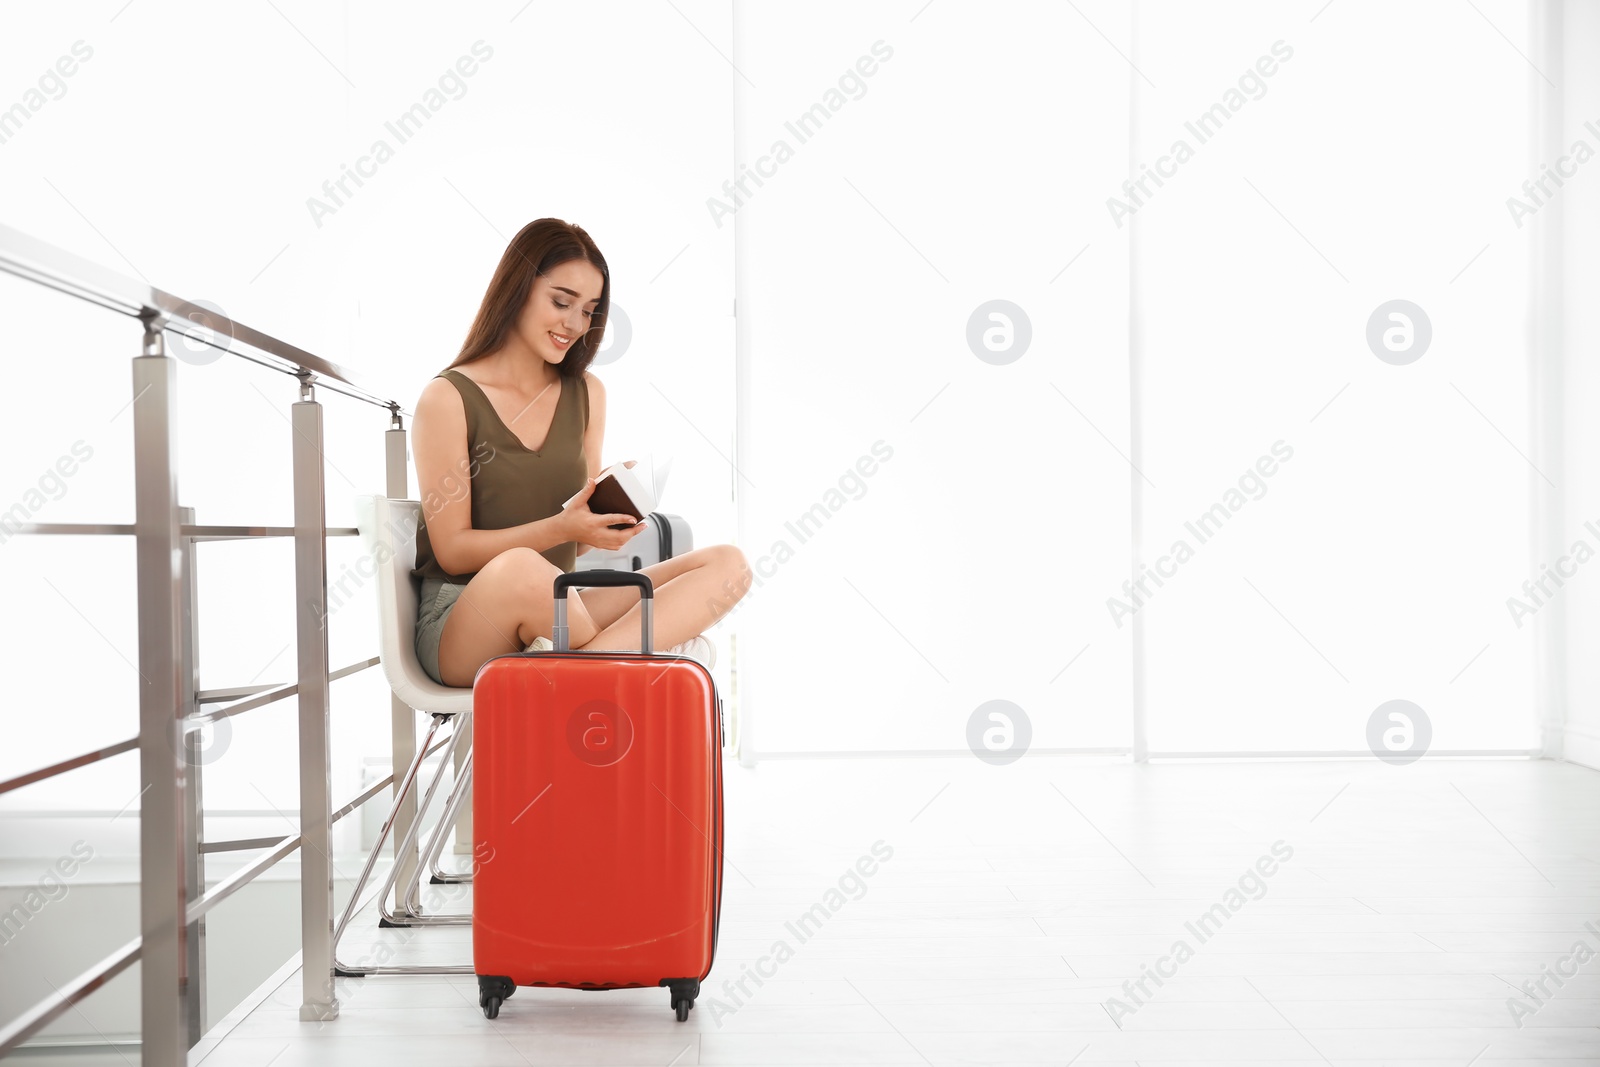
[478,976,515,1021]
[663,977,699,1022]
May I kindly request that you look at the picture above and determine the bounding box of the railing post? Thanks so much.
[132,313,189,1064]
[293,377,339,1022]
[384,412,420,911]
[179,504,206,1045]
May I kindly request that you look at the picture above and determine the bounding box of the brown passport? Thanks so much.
[585,462,656,530]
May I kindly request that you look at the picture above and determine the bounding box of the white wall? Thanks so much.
[1549,0,1600,769]
[1133,0,1540,755]
[733,0,1134,758]
[0,2,1577,790]
[734,0,1545,758]
[0,0,1571,806]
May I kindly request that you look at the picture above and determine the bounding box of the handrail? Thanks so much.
[188,836,303,927]
[0,221,399,414]
[0,658,406,1057]
[0,737,139,795]
[0,716,451,1057]
[198,684,283,704]
[0,655,384,794]
[201,836,294,854]
[0,220,425,1061]
[0,938,142,1054]
[187,657,381,731]
[3,522,361,539]
[186,728,453,927]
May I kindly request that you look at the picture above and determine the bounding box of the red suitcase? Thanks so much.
[471,569,724,1022]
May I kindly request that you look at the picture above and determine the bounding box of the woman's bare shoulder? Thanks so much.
[416,373,467,424]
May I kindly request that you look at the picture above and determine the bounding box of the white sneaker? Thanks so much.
[523,635,553,653]
[663,635,716,670]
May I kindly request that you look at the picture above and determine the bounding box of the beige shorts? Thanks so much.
[415,577,466,686]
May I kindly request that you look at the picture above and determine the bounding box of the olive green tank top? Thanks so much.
[410,367,589,583]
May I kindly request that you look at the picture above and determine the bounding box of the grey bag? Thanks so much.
[574,511,692,572]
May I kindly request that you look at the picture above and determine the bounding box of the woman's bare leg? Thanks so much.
[435,548,601,686]
[566,548,719,636]
[436,545,752,685]
[576,544,752,652]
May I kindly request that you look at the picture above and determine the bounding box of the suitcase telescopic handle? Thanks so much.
[551,569,655,653]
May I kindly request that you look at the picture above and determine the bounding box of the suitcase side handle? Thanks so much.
[552,568,655,652]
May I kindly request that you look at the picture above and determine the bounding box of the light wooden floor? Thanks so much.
[190,755,1600,1065]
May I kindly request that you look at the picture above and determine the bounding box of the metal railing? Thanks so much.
[0,221,429,1063]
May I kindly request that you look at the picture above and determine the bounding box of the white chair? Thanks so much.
[357,494,474,721]
[335,495,474,976]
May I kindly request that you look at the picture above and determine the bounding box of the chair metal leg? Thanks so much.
[425,751,474,886]
[383,715,472,924]
[428,830,473,885]
[334,714,473,977]
[396,754,473,925]
[371,723,468,928]
[333,713,444,944]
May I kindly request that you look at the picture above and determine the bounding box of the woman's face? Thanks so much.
[516,260,605,369]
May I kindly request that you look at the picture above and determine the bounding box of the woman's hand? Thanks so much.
[560,461,648,552]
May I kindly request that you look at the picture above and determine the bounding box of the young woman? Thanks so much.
[409,218,752,688]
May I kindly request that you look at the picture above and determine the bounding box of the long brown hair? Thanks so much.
[445,218,610,380]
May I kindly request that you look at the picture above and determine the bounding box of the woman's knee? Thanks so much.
[708,543,754,600]
[480,546,554,587]
[477,547,582,638]
[510,549,606,641]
